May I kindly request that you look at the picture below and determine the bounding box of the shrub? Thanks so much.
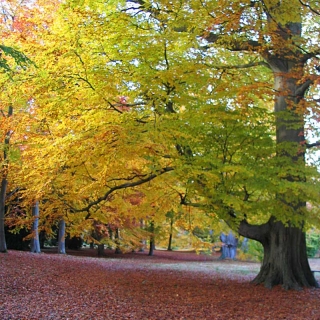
[238,238,263,262]
[306,230,320,258]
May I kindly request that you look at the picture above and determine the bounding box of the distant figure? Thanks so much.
[219,231,238,260]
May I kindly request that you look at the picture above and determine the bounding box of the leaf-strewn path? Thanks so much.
[1,250,320,319]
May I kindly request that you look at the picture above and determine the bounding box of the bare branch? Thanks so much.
[306,141,320,149]
[298,0,320,15]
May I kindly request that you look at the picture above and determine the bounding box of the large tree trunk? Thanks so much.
[256,221,316,289]
[0,179,7,252]
[30,201,41,253]
[239,219,318,289]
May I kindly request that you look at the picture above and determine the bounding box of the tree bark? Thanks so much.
[114,228,122,254]
[148,239,155,256]
[239,219,318,289]
[139,219,145,252]
[58,219,66,254]
[148,221,155,256]
[0,179,7,252]
[30,201,41,253]
[97,244,105,257]
[167,233,173,251]
[167,216,173,251]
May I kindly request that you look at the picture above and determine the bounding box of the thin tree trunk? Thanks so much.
[114,228,122,254]
[0,179,7,252]
[139,219,145,252]
[30,201,41,253]
[58,219,66,254]
[167,217,173,251]
[148,221,155,256]
[0,106,13,253]
[149,239,155,256]
[108,226,113,249]
[167,233,173,251]
[97,244,104,257]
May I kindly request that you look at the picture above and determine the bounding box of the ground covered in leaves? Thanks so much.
[1,249,320,319]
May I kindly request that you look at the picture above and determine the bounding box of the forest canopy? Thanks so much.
[0,0,320,289]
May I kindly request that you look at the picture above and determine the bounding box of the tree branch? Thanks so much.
[306,141,320,149]
[295,79,314,97]
[300,51,320,63]
[298,0,320,15]
[126,0,145,5]
[238,219,270,242]
[205,33,261,52]
[205,60,270,70]
[70,166,174,213]
[181,193,271,241]
[6,187,21,199]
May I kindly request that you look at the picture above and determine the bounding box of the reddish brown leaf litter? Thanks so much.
[1,250,320,319]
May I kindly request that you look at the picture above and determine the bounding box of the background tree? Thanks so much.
[0,106,12,252]
[165,210,175,251]
[30,201,41,253]
[57,219,66,254]
[0,0,44,254]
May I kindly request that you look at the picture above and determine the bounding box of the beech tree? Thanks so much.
[0,46,32,252]
[199,0,320,289]
[2,0,320,290]
[0,0,41,253]
[118,0,320,289]
[97,0,319,289]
